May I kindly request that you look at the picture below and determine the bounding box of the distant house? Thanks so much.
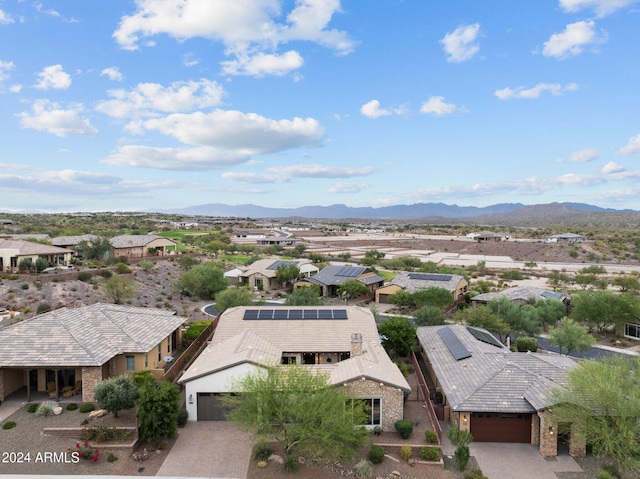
[109,235,177,259]
[0,239,73,272]
[298,264,384,297]
[467,232,504,242]
[0,304,184,403]
[51,234,99,253]
[417,324,582,458]
[375,272,468,304]
[237,258,317,291]
[471,286,569,307]
[546,233,585,243]
[179,305,410,429]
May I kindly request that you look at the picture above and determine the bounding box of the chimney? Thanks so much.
[351,333,363,357]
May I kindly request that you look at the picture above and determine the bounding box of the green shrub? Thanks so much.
[400,445,411,461]
[515,336,538,352]
[21,283,29,290]
[424,429,438,443]
[107,453,118,463]
[36,400,58,417]
[394,420,414,439]
[254,440,272,461]
[177,408,188,427]
[455,445,470,470]
[66,403,78,411]
[78,271,93,282]
[369,444,385,464]
[501,270,524,280]
[115,263,132,274]
[2,421,16,430]
[283,454,299,473]
[354,459,374,478]
[601,464,621,478]
[463,470,489,479]
[27,403,39,413]
[100,269,113,279]
[597,472,613,479]
[419,446,441,461]
[79,403,95,413]
[36,303,51,314]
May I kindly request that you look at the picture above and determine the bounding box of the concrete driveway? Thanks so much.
[156,421,253,478]
[470,443,583,479]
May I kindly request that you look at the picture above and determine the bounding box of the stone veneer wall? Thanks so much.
[81,366,103,403]
[538,411,557,457]
[343,379,405,431]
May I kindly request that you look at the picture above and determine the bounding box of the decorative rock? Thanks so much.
[53,406,63,415]
[297,456,306,464]
[384,453,400,462]
[268,454,284,464]
[391,471,402,477]
[89,409,108,418]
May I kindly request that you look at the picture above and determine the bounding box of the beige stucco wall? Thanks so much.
[343,379,405,431]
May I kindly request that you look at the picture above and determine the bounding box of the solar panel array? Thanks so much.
[540,291,563,300]
[408,273,453,282]
[243,309,349,320]
[466,326,504,349]
[266,260,299,270]
[335,266,366,277]
[438,327,472,361]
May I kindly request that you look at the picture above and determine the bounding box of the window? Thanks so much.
[158,344,161,362]
[144,355,148,368]
[625,322,640,340]
[354,398,381,427]
[125,356,135,371]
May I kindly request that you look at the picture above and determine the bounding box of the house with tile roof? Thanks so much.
[471,286,569,307]
[0,238,73,272]
[51,234,99,250]
[236,258,318,291]
[297,264,384,297]
[0,304,184,403]
[416,324,583,458]
[375,272,468,304]
[179,305,411,429]
[109,235,177,259]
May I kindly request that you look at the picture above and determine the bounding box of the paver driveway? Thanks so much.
[156,421,253,478]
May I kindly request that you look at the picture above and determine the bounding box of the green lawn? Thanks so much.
[219,254,253,264]
[377,270,396,282]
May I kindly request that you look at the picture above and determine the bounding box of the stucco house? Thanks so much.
[236,258,317,291]
[471,286,569,308]
[297,264,384,297]
[0,239,73,272]
[546,233,585,243]
[51,234,99,252]
[375,272,468,304]
[0,304,184,403]
[416,324,583,458]
[109,235,177,259]
[178,305,411,429]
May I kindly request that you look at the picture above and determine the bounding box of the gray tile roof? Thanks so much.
[51,234,98,247]
[109,235,170,248]
[471,286,567,304]
[416,324,576,413]
[238,258,313,279]
[387,272,466,293]
[0,239,71,255]
[179,306,410,392]
[0,304,182,367]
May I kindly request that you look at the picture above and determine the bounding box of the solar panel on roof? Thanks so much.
[332,309,348,319]
[408,273,452,282]
[266,260,298,270]
[273,309,289,319]
[243,309,259,320]
[541,291,563,300]
[303,310,318,319]
[258,309,274,319]
[466,326,504,348]
[288,309,303,319]
[438,327,472,361]
[336,266,364,277]
[318,309,333,319]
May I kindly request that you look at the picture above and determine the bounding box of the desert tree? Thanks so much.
[102,275,137,304]
[548,317,595,356]
[93,375,139,418]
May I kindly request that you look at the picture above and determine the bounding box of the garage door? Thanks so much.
[470,413,532,443]
[197,393,230,421]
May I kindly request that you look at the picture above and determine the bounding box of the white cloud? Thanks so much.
[182,52,200,67]
[18,100,98,137]
[440,23,481,63]
[268,163,376,178]
[221,50,304,77]
[495,82,578,100]
[0,8,15,24]
[113,0,354,77]
[34,64,71,90]
[221,172,283,183]
[555,148,598,163]
[100,67,123,81]
[9,84,22,93]
[420,96,458,116]
[0,60,15,81]
[619,133,640,156]
[96,79,225,119]
[140,110,324,149]
[559,0,639,17]
[328,181,369,193]
[360,100,391,119]
[602,161,625,174]
[542,21,605,59]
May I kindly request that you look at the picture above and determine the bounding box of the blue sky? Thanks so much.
[1,0,640,213]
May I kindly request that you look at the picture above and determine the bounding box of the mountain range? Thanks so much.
[163,202,637,223]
